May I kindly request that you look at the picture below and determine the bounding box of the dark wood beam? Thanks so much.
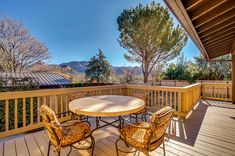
[203,33,235,46]
[201,27,235,42]
[231,40,235,54]
[193,1,235,28]
[190,0,226,21]
[197,15,235,34]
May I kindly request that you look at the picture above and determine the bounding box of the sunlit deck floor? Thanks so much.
[1,100,235,156]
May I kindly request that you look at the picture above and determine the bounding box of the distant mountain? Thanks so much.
[60,61,142,75]
[61,61,88,73]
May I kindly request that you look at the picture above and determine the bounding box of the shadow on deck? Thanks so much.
[0,100,235,156]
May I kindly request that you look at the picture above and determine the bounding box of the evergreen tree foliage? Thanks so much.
[162,54,232,83]
[194,55,231,80]
[117,2,188,83]
[163,54,194,83]
[85,49,111,83]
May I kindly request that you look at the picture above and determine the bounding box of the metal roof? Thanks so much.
[164,0,235,60]
[0,72,71,87]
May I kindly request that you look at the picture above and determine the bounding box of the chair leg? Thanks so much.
[130,114,132,122]
[115,138,120,156]
[56,150,61,156]
[66,146,72,156]
[47,142,51,156]
[163,141,166,156]
[135,114,138,122]
[91,136,96,156]
[96,117,99,128]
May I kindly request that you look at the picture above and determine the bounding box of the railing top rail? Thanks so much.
[0,85,126,100]
[201,83,232,85]
[126,83,201,92]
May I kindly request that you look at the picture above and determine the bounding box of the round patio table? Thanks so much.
[69,95,145,128]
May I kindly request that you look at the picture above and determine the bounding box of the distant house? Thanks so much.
[0,72,71,89]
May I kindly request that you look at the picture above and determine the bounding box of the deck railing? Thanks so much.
[126,83,201,118]
[0,85,126,138]
[201,83,232,101]
[157,80,189,87]
[0,83,202,138]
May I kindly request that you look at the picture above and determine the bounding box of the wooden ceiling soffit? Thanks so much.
[208,46,231,54]
[206,42,233,52]
[189,0,225,21]
[200,23,235,41]
[201,27,235,42]
[198,10,235,34]
[203,32,235,46]
[183,0,202,11]
[193,1,235,28]
[164,0,209,59]
[205,38,235,49]
[200,22,235,39]
[208,50,230,59]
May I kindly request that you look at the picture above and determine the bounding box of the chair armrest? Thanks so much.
[144,111,154,117]
[53,120,91,127]
[121,118,150,129]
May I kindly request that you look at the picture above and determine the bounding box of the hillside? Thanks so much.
[60,61,142,75]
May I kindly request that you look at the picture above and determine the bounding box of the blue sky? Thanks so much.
[0,0,200,66]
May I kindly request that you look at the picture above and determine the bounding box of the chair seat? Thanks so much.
[60,122,91,147]
[120,122,163,151]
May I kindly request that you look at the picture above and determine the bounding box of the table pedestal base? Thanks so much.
[95,116,122,130]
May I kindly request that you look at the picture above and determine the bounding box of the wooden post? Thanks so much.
[232,41,235,104]
[232,55,235,104]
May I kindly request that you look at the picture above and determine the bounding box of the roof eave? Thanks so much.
[164,0,210,60]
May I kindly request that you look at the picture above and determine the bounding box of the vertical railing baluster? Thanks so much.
[23,98,26,127]
[49,96,52,108]
[14,99,18,129]
[178,92,182,119]
[30,97,33,125]
[5,99,9,131]
[66,95,69,117]
[60,95,63,117]
[170,91,172,108]
[37,97,40,123]
[55,95,59,116]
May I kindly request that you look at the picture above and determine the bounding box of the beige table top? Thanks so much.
[69,95,145,117]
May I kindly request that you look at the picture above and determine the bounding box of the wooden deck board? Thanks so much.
[0,100,235,156]
[15,137,30,156]
[4,139,16,156]
[24,134,44,156]
[0,141,3,156]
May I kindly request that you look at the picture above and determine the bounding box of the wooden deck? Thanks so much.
[0,100,235,156]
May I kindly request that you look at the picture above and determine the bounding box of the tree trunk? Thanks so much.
[143,72,149,83]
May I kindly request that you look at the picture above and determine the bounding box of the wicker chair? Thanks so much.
[69,92,89,121]
[116,106,174,156]
[130,93,148,122]
[39,104,95,156]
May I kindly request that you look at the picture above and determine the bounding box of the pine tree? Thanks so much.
[85,49,111,84]
[117,2,188,83]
